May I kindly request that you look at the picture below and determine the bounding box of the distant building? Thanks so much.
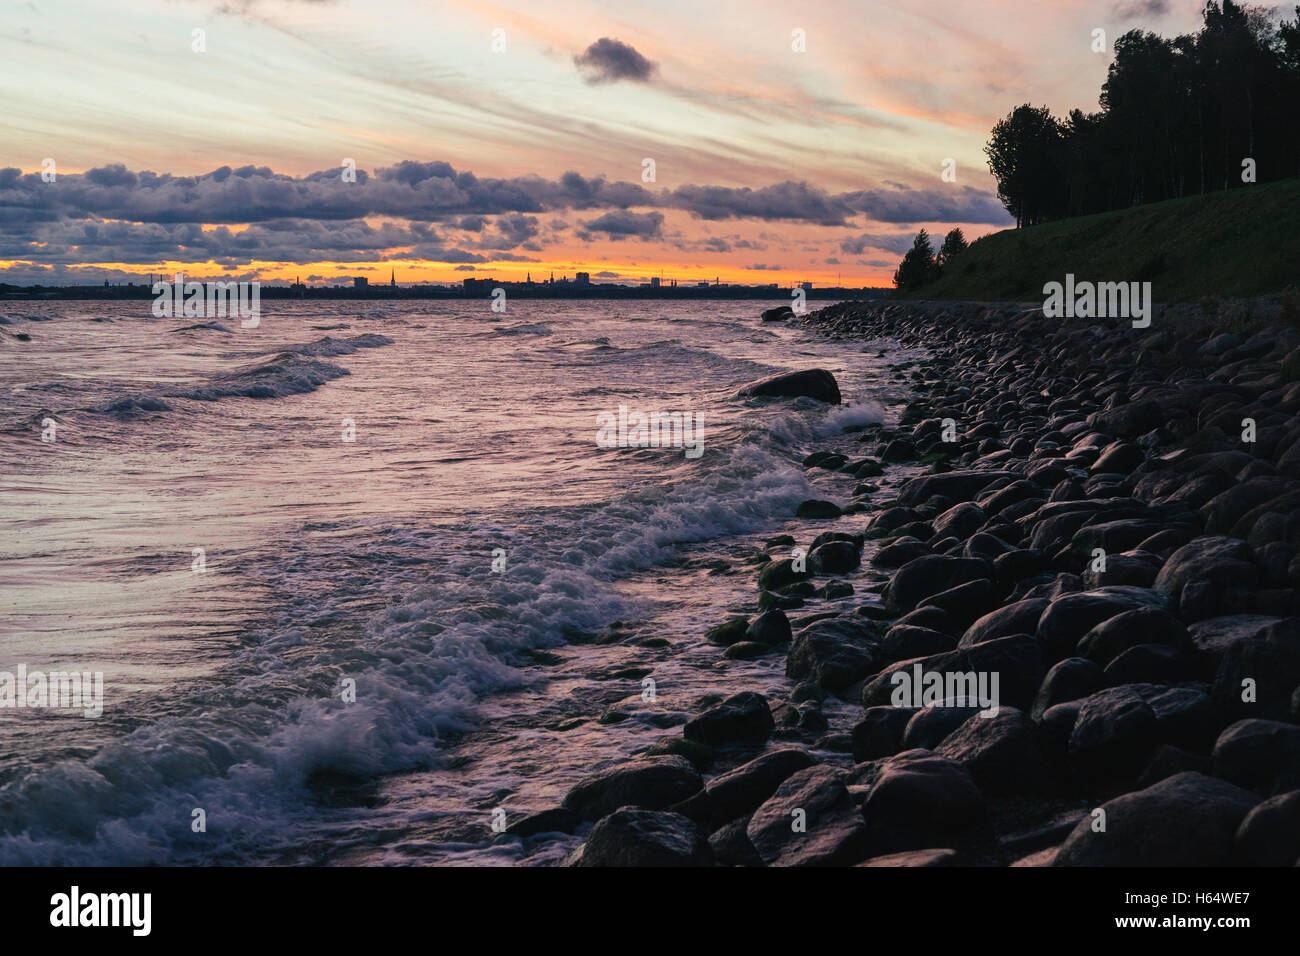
[575,272,590,286]
[801,281,813,291]
[354,277,369,289]
[650,276,661,288]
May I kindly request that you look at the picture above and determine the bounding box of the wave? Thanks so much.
[0,409,822,864]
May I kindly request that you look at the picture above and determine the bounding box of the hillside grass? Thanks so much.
[908,177,1300,302]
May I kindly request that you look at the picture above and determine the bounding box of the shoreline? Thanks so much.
[532,296,1300,867]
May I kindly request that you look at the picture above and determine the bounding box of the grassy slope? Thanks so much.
[908,177,1300,302]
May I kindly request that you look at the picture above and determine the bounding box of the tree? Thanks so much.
[892,230,937,292]
[937,228,968,266]
[984,105,1064,227]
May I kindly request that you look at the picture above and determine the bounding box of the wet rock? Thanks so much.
[684,692,775,748]
[786,615,882,692]
[504,807,579,837]
[746,608,793,646]
[747,766,868,866]
[738,368,841,404]
[757,557,812,592]
[706,616,751,646]
[761,305,794,322]
[811,539,861,574]
[1055,772,1258,866]
[930,502,986,540]
[563,756,703,821]
[678,748,817,827]
[575,808,712,866]
[797,499,842,519]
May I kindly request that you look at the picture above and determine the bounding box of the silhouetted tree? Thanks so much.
[984,1,1299,223]
[892,230,937,291]
[937,228,968,265]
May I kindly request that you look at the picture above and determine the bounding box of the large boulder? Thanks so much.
[738,368,841,404]
[1153,536,1258,621]
[897,470,1019,507]
[786,616,881,692]
[960,598,1048,648]
[746,766,868,866]
[936,708,1051,794]
[886,555,989,615]
[1068,684,1218,781]
[683,692,775,747]
[1054,772,1259,866]
[563,756,703,821]
[861,634,1044,714]
[1035,586,1169,662]
[574,808,712,866]
[689,748,816,826]
[860,749,984,852]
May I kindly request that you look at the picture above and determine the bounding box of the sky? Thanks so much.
[0,0,1210,287]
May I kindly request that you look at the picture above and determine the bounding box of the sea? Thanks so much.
[0,298,920,864]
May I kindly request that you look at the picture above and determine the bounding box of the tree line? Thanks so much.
[986,1,1300,226]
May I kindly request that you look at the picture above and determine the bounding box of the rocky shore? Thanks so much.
[544,297,1300,867]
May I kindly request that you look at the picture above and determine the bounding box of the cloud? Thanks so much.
[573,37,657,85]
[745,263,782,271]
[1112,0,1170,21]
[839,233,912,256]
[578,210,664,240]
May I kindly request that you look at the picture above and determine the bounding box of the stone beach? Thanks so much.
[549,297,1300,867]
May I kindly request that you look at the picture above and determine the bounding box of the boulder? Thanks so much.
[1233,791,1300,866]
[738,368,841,404]
[563,757,703,821]
[936,708,1051,794]
[575,808,712,866]
[886,555,989,615]
[1212,719,1300,795]
[747,766,868,866]
[683,692,775,747]
[1054,773,1259,866]
[786,616,882,692]
[860,749,983,852]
